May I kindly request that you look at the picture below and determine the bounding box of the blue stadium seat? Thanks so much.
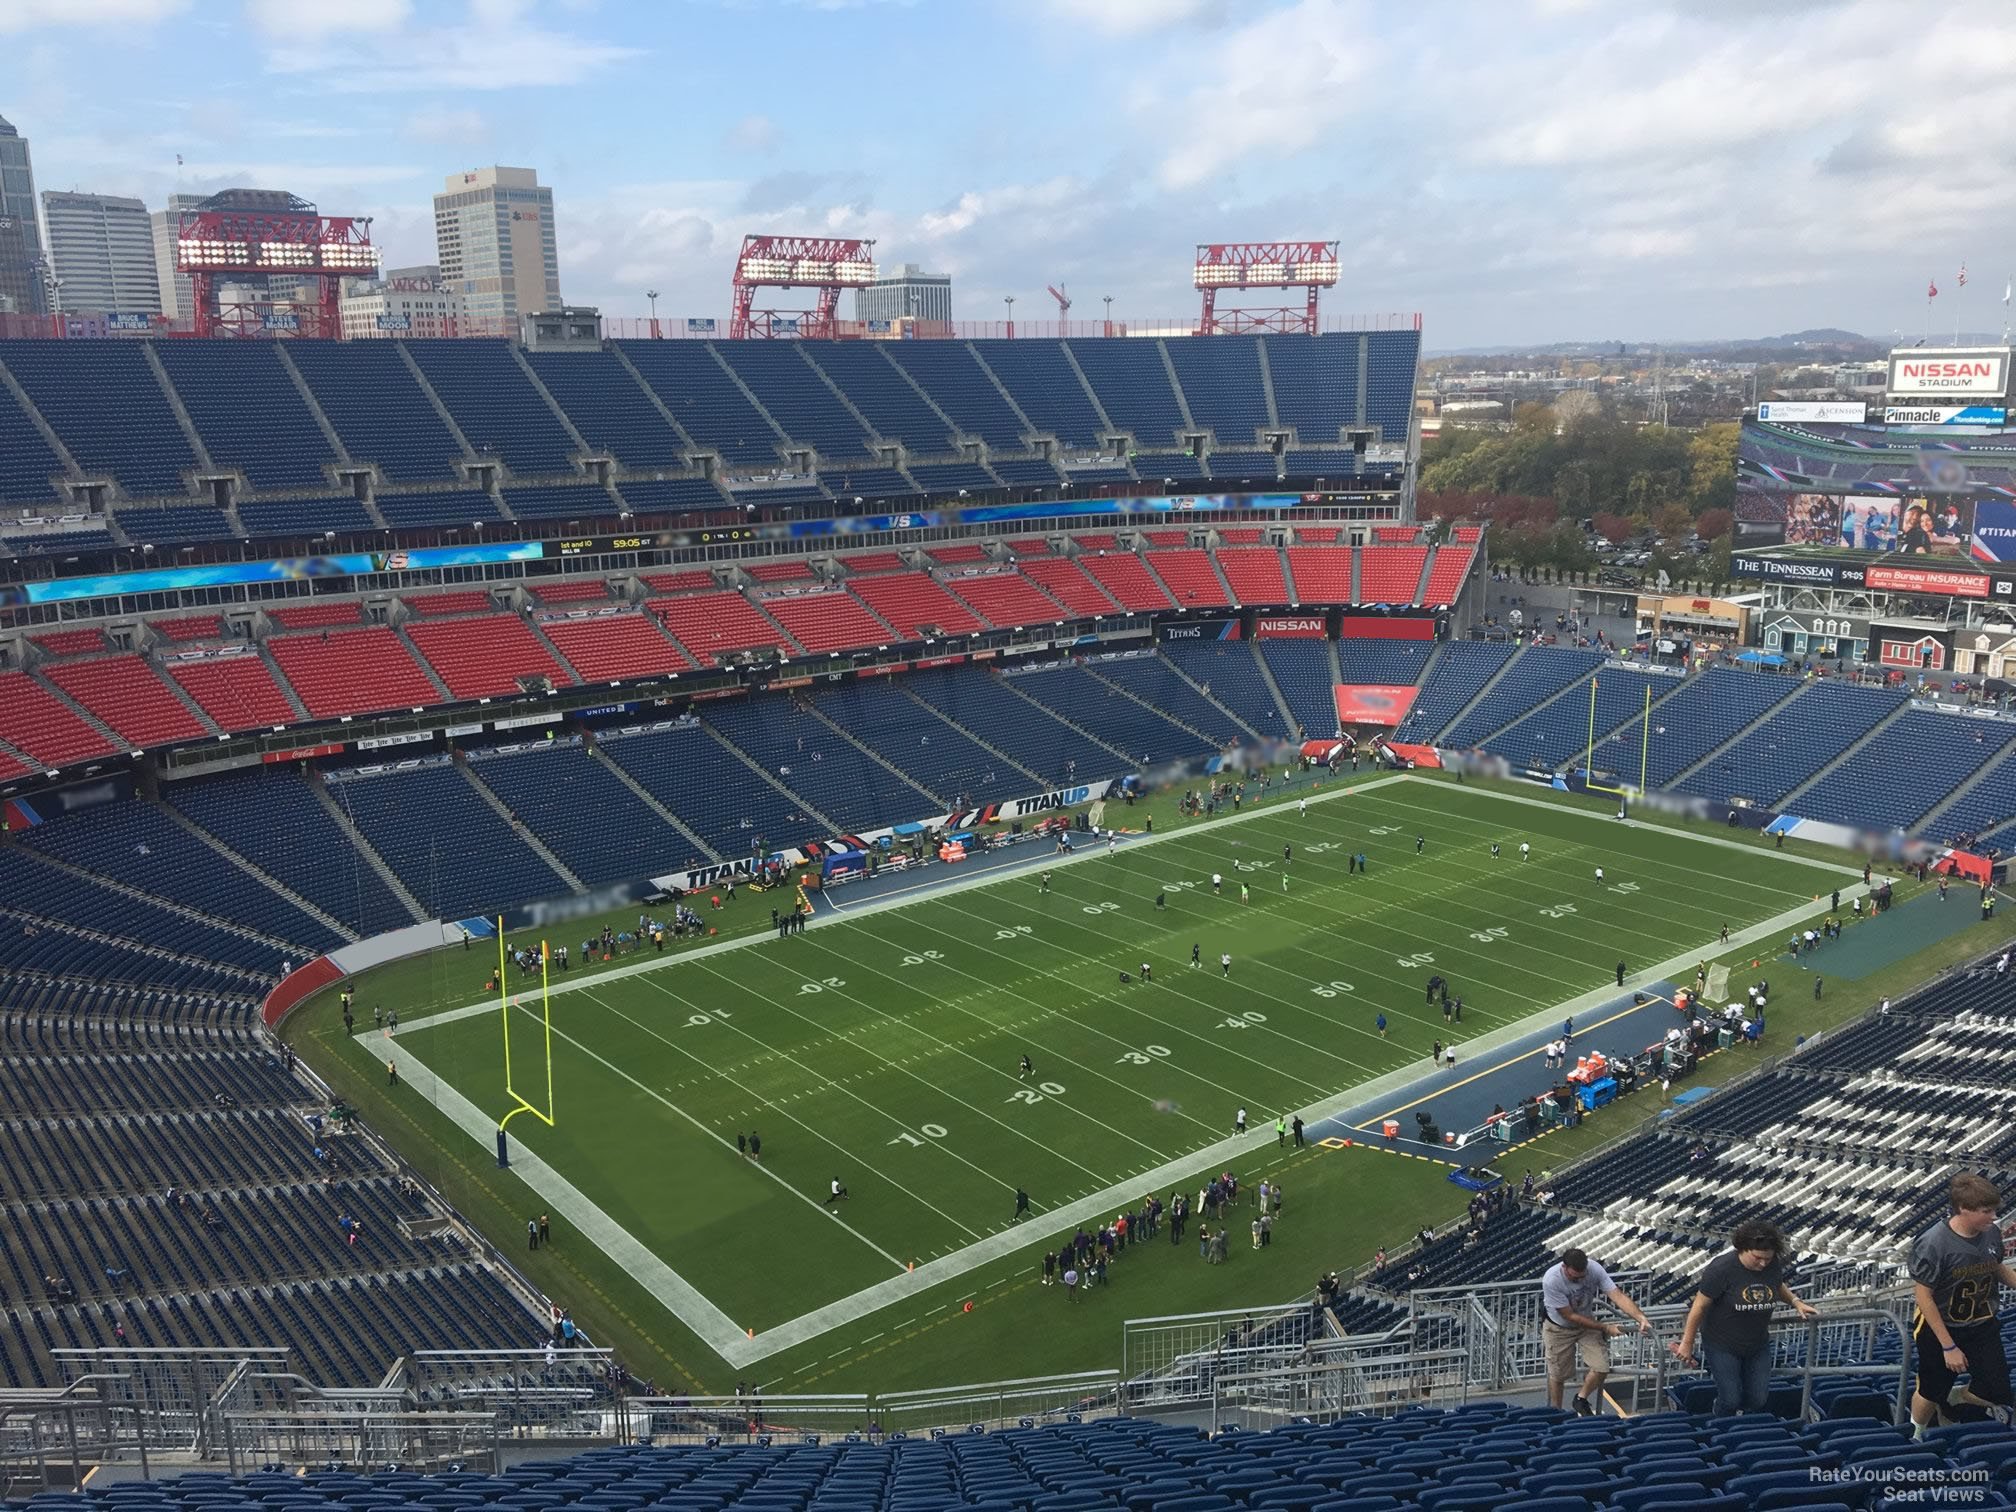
[909,665,1127,786]
[320,760,574,918]
[715,342,876,464]
[1258,640,1340,738]
[880,342,1031,451]
[615,477,732,514]
[375,490,502,528]
[617,341,785,468]
[13,798,341,958]
[465,738,698,884]
[115,504,235,543]
[285,341,464,482]
[166,768,415,937]
[705,695,937,833]
[1792,708,2009,830]
[1335,640,1434,686]
[804,342,957,455]
[0,362,66,503]
[1676,680,1907,807]
[529,349,690,468]
[1066,339,1186,448]
[237,495,376,538]
[808,678,1021,806]
[1394,641,1515,742]
[1484,665,1670,770]
[154,340,338,490]
[1264,335,1363,446]
[1163,336,1271,445]
[1441,646,1605,750]
[1009,662,1212,766]
[1591,666,1800,787]
[1089,654,1253,745]
[971,342,1105,449]
[405,340,579,475]
[503,483,619,521]
[1,339,196,497]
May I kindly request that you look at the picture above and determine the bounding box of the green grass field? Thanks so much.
[340,774,1855,1378]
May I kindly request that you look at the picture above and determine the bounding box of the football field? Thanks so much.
[377,776,1845,1361]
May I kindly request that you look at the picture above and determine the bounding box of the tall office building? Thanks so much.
[41,190,161,314]
[150,192,207,320]
[854,263,952,324]
[433,165,559,335]
[0,114,46,315]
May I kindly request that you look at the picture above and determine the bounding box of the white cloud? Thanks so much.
[254,2,640,90]
[405,105,489,145]
[1042,0,1223,38]
[724,114,779,153]
[244,0,409,38]
[1152,0,1372,189]
[0,0,185,32]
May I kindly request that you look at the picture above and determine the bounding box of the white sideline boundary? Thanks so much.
[368,774,1862,1369]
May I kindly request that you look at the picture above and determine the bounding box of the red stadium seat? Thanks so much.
[168,654,296,732]
[268,601,363,630]
[942,570,1065,628]
[1079,552,1174,612]
[0,669,120,765]
[267,628,440,718]
[1422,546,1475,604]
[1284,546,1354,603]
[405,615,575,699]
[848,572,985,638]
[1360,546,1429,603]
[542,612,692,681]
[766,590,893,653]
[1142,549,1229,610]
[1020,557,1119,615]
[648,590,796,665]
[1216,547,1290,605]
[45,656,206,747]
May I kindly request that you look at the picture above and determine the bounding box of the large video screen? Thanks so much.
[1735,488,1974,556]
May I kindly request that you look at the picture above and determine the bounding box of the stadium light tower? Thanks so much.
[1193,240,1340,335]
[176,189,375,339]
[729,234,876,339]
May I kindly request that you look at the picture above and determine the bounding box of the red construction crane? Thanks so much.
[1193,240,1340,336]
[729,234,877,340]
[1047,283,1071,328]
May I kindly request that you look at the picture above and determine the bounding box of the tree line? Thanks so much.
[1419,405,1739,587]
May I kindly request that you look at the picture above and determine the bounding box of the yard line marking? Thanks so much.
[928,889,1382,1087]
[583,985,989,1241]
[802,924,1208,1154]
[681,963,1128,1201]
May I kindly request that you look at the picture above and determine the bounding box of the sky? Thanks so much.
[2,0,2013,350]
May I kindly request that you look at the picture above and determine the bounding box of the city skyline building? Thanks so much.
[40,189,161,314]
[854,262,951,325]
[339,262,464,339]
[433,165,559,336]
[0,114,46,315]
[150,192,207,320]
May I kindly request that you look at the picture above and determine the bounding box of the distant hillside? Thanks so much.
[1431,329,1889,361]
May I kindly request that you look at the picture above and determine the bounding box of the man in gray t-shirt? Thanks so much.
[1541,1246,1654,1415]
[1909,1174,2016,1430]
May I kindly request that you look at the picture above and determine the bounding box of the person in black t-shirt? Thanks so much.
[1671,1219,1817,1415]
